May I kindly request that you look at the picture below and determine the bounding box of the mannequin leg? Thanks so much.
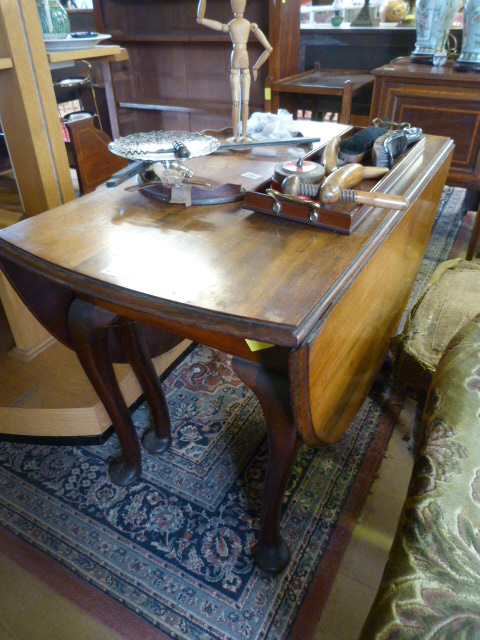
[240,69,251,141]
[230,69,241,141]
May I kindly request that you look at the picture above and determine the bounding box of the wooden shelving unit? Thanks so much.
[0,2,188,440]
[93,0,302,135]
[110,32,232,43]
[47,43,125,64]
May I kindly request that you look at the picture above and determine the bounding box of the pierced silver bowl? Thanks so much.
[108,130,220,162]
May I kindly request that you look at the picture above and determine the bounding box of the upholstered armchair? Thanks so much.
[359,313,480,639]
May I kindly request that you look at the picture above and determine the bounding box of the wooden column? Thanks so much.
[0,0,76,357]
[0,0,75,215]
[268,0,301,81]
[0,275,53,359]
[0,3,173,440]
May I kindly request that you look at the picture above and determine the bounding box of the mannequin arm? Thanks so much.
[197,0,228,31]
[197,0,207,19]
[251,24,273,80]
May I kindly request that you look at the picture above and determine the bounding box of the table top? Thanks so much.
[0,124,452,349]
[273,69,374,93]
[372,57,480,83]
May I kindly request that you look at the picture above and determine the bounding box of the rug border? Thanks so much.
[0,525,171,640]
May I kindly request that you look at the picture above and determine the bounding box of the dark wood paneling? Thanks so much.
[93,0,301,135]
[390,95,480,173]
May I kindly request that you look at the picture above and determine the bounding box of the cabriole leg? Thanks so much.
[232,357,300,574]
[67,298,141,486]
[115,318,172,454]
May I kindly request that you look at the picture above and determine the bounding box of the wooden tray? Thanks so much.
[243,131,426,234]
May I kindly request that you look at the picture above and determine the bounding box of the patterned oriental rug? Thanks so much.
[0,187,468,640]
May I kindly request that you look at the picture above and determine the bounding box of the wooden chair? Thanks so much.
[65,116,127,195]
[266,63,374,125]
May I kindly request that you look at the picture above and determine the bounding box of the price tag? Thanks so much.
[241,172,262,179]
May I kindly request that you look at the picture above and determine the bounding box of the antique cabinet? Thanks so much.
[93,0,301,135]
[370,57,480,191]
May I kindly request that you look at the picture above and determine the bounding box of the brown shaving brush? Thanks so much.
[322,136,391,177]
[320,164,408,210]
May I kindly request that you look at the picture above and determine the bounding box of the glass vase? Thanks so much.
[454,0,480,72]
[410,0,461,65]
[37,0,70,40]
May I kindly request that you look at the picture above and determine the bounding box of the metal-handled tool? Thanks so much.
[107,161,152,188]
[124,176,223,192]
[216,136,322,151]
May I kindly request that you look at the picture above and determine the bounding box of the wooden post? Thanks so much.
[268,0,301,81]
[0,0,75,216]
[0,0,75,357]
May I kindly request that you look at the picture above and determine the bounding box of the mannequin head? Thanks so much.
[231,0,247,15]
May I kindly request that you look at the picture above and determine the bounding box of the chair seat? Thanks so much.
[397,258,480,394]
[267,66,374,124]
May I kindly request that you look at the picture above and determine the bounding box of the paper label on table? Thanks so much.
[265,87,271,101]
[245,339,274,352]
[170,184,192,207]
[241,172,262,180]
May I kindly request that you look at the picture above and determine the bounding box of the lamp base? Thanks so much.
[409,53,435,65]
[454,59,480,73]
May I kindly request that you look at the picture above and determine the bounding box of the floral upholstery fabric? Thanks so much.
[359,313,480,639]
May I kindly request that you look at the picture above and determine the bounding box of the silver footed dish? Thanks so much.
[108,131,220,162]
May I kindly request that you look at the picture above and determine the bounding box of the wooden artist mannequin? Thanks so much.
[197,0,272,142]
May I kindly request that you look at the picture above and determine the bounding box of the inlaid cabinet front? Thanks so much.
[370,58,480,190]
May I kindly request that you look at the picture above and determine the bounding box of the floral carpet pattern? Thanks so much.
[0,187,466,639]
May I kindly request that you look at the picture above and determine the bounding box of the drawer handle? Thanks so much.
[266,188,321,220]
